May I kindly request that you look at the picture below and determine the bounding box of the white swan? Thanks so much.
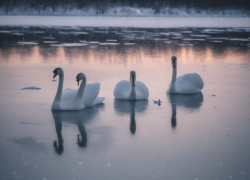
[114,71,149,100]
[51,68,105,110]
[168,56,204,94]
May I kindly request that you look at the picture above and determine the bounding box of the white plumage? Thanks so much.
[168,56,204,94]
[114,71,149,100]
[51,68,104,110]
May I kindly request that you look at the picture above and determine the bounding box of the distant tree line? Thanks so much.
[1,0,250,14]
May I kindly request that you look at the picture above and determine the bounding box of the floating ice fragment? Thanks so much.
[51,43,88,47]
[190,35,210,38]
[124,43,135,45]
[228,38,249,42]
[43,41,58,44]
[89,41,100,44]
[212,41,222,43]
[17,42,38,45]
[0,30,10,33]
[43,37,55,39]
[94,31,108,34]
[100,43,120,46]
[21,86,41,90]
[20,122,39,125]
[182,31,193,33]
[106,39,117,42]
[32,31,45,34]
[179,44,194,46]
[170,32,182,36]
[70,31,89,35]
[153,38,169,41]
[183,39,205,41]
[160,33,170,36]
[203,29,225,33]
[12,33,24,36]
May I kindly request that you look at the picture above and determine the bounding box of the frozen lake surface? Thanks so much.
[0,22,250,180]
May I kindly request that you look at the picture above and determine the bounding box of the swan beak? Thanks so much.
[76,78,79,86]
[53,72,57,79]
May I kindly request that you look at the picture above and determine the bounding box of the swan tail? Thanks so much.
[83,83,101,107]
[94,97,105,105]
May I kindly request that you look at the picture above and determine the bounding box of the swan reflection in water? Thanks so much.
[167,93,203,129]
[52,104,104,154]
[114,100,148,134]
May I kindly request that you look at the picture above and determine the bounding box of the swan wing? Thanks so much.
[135,81,149,99]
[113,80,130,99]
[61,88,77,102]
[176,73,204,94]
[82,83,101,107]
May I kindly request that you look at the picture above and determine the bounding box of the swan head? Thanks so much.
[130,70,136,86]
[171,56,177,69]
[53,67,63,78]
[76,73,86,86]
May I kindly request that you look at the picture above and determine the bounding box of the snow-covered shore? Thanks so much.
[0,16,250,28]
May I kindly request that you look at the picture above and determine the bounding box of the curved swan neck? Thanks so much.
[76,79,86,100]
[54,74,64,102]
[169,65,177,92]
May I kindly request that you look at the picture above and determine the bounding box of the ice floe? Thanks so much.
[124,43,136,45]
[17,42,38,45]
[21,86,41,90]
[50,43,88,47]
[43,41,59,44]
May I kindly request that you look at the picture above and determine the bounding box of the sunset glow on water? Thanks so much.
[0,25,250,180]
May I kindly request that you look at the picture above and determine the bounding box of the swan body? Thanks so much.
[51,68,105,110]
[114,71,149,100]
[168,56,204,94]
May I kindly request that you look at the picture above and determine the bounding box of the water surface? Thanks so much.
[0,25,250,180]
